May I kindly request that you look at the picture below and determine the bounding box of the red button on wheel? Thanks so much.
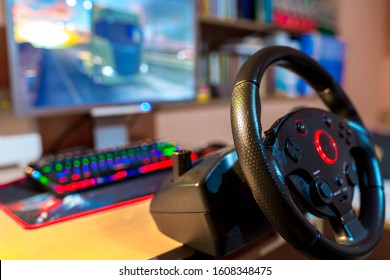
[314,130,338,165]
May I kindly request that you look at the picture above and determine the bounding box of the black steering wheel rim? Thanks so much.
[230,46,385,259]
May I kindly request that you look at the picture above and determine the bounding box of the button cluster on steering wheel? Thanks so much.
[264,108,359,218]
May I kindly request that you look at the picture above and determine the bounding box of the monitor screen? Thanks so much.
[5,0,196,116]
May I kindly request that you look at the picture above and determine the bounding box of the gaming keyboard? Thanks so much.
[25,140,192,196]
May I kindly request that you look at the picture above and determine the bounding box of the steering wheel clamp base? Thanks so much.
[231,46,385,259]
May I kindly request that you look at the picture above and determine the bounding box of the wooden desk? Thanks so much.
[0,198,182,259]
[0,167,389,260]
[0,167,182,260]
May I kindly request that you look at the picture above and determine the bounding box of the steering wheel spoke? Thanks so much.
[330,210,368,244]
[346,120,372,149]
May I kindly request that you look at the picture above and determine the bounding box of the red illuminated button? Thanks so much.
[295,120,308,135]
[314,130,338,165]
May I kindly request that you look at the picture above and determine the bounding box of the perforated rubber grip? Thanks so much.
[230,80,318,248]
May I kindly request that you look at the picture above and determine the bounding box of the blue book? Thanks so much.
[263,0,273,24]
[239,0,255,19]
[255,0,273,24]
[298,33,345,95]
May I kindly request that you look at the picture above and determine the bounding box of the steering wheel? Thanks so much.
[230,46,385,259]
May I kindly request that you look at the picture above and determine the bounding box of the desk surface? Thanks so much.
[0,166,389,260]
[0,166,183,260]
[0,199,182,259]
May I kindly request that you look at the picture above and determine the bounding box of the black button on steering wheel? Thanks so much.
[231,46,385,259]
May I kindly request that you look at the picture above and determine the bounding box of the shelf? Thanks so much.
[199,16,305,35]
[155,94,319,112]
[198,16,304,50]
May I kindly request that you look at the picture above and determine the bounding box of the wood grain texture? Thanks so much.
[0,200,182,260]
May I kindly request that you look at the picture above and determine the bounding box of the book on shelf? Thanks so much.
[297,33,345,95]
[198,0,337,34]
[197,0,238,19]
[207,36,272,98]
[203,32,345,100]
[239,0,256,20]
[197,0,341,99]
[264,31,302,98]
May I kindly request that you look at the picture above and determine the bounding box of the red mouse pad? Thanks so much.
[0,170,169,229]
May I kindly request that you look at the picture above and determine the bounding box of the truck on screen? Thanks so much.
[77,5,144,84]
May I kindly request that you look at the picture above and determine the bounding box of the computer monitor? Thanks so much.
[5,0,196,147]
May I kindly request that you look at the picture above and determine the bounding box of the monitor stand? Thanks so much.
[90,103,152,149]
